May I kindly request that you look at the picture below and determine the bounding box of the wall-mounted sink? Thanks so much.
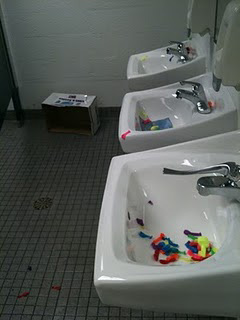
[95,130,240,317]
[127,34,210,91]
[119,73,237,153]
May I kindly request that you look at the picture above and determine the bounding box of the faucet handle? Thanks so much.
[169,41,185,50]
[163,162,240,182]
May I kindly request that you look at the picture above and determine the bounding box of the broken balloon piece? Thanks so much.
[52,286,61,291]
[184,229,202,237]
[17,291,30,299]
[136,218,144,226]
[138,231,152,239]
[160,254,179,264]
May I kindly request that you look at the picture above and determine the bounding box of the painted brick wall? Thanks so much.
[1,0,188,108]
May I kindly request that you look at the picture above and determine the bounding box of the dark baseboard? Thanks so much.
[6,110,44,120]
[6,107,121,121]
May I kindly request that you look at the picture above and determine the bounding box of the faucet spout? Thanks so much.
[175,89,211,114]
[163,162,240,202]
[197,176,240,202]
[175,89,198,103]
[175,81,212,114]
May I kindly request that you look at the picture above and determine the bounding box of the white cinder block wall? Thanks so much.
[1,0,188,108]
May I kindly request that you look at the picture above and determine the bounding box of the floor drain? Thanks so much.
[33,197,53,210]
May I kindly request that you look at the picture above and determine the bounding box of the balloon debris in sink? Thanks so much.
[137,106,173,131]
[149,230,219,264]
[140,55,148,62]
[185,234,219,261]
[127,216,219,265]
[140,116,173,131]
[152,233,165,246]
[151,233,183,264]
[160,253,179,264]
[185,241,198,253]
[184,229,202,236]
[136,218,144,226]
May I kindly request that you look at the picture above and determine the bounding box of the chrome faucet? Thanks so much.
[166,41,189,63]
[163,162,240,202]
[175,80,212,114]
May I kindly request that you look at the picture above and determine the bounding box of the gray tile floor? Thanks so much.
[0,114,233,320]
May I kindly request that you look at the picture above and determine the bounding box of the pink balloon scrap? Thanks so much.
[121,130,131,140]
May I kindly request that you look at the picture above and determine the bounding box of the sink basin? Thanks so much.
[127,166,227,265]
[95,130,240,316]
[127,33,210,91]
[119,73,238,153]
[134,96,193,131]
[137,55,182,74]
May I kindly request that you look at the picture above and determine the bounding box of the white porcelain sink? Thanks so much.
[126,166,227,265]
[94,130,240,317]
[119,73,237,153]
[127,33,210,91]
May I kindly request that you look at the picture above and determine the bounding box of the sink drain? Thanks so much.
[33,197,53,210]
